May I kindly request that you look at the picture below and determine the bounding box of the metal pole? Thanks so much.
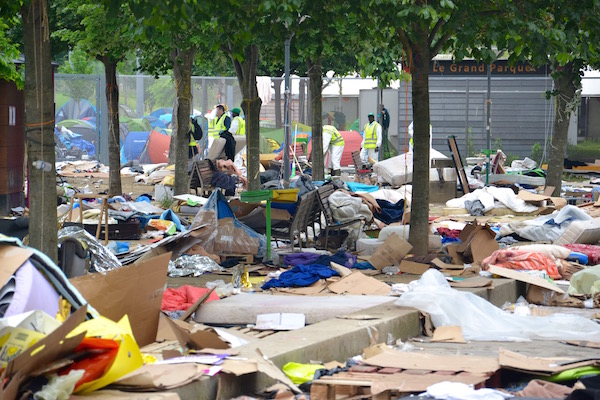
[465,79,470,158]
[136,56,144,117]
[486,63,492,185]
[283,38,291,187]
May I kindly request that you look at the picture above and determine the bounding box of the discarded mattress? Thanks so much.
[554,217,600,246]
[374,149,448,187]
[487,173,545,186]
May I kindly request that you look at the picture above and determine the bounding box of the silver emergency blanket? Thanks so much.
[168,255,224,277]
[58,226,121,272]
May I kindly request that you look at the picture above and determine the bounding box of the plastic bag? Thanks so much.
[396,269,600,341]
[190,191,266,259]
[282,362,324,385]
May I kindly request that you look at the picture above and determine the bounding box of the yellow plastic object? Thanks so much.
[68,315,144,394]
[282,362,324,385]
[272,188,300,203]
[56,297,71,323]
[162,175,175,186]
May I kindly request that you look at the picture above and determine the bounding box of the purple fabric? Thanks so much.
[283,251,357,268]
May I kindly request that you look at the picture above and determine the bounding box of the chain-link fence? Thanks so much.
[54,73,556,164]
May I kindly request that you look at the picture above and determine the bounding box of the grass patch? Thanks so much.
[567,140,600,161]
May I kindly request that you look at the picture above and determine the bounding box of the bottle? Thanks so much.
[32,160,53,172]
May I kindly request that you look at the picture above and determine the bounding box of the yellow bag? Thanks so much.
[67,315,143,394]
[282,362,324,385]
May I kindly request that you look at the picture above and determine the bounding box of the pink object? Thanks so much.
[482,249,562,279]
[161,285,220,311]
[562,244,600,265]
[4,260,60,317]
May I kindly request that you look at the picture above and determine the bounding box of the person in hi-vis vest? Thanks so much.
[360,112,382,163]
[207,105,230,148]
[229,107,245,136]
[322,125,345,176]
[187,116,203,159]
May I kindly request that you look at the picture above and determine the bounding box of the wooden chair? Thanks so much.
[189,159,215,196]
[271,191,316,251]
[352,150,372,180]
[316,183,364,250]
[66,193,109,245]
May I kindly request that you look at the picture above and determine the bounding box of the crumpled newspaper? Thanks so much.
[57,226,121,272]
[168,255,224,277]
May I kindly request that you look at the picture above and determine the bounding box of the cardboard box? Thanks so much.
[447,222,498,264]
[70,252,171,347]
[369,233,412,270]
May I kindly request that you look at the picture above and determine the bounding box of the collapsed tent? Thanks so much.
[121,131,151,162]
[306,130,364,167]
[55,99,96,124]
[56,119,97,144]
[138,129,171,164]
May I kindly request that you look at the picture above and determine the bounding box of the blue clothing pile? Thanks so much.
[261,265,339,289]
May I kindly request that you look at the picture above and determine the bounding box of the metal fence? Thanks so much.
[54,73,558,164]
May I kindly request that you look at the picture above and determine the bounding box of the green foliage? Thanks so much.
[57,46,98,74]
[567,140,600,161]
[0,15,23,88]
[466,128,477,157]
[530,142,543,162]
[53,0,135,65]
[493,137,503,151]
[144,76,175,113]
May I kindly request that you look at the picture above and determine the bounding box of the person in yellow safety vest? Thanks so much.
[407,122,433,153]
[207,105,231,149]
[187,116,203,159]
[229,107,245,136]
[322,125,345,176]
[360,112,382,163]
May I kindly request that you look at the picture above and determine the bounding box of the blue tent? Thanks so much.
[55,99,96,123]
[149,108,172,119]
[122,131,150,161]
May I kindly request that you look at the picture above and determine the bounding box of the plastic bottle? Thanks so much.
[32,160,53,172]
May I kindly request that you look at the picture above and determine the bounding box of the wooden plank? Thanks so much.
[310,383,336,400]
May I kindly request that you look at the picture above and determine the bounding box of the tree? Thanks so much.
[128,1,210,195]
[211,0,299,191]
[0,14,23,88]
[366,0,504,255]
[20,0,58,261]
[498,1,600,196]
[54,0,136,196]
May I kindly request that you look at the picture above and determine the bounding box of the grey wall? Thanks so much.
[361,76,554,158]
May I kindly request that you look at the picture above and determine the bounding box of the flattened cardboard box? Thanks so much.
[369,233,412,270]
[70,252,171,347]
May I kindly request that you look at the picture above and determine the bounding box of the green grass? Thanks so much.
[567,140,600,161]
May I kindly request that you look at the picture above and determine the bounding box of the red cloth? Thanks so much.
[161,285,220,311]
[482,249,562,279]
[562,244,600,265]
[437,228,461,238]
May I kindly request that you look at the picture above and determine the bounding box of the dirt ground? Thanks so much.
[59,175,158,200]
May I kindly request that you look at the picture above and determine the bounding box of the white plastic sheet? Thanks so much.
[395,269,600,342]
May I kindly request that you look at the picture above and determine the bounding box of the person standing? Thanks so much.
[322,124,345,176]
[207,104,231,149]
[361,112,382,162]
[187,116,203,159]
[229,107,245,136]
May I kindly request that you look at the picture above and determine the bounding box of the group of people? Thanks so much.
[187,104,246,160]
[187,102,391,180]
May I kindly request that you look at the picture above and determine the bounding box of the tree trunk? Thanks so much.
[408,40,431,256]
[21,0,57,262]
[172,47,195,195]
[232,44,262,191]
[103,58,122,196]
[546,62,577,197]
[308,58,324,181]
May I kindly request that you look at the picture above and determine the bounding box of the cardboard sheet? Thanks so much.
[369,233,412,270]
[112,363,205,390]
[164,317,230,350]
[431,258,464,270]
[70,252,171,347]
[487,265,564,293]
[449,276,493,288]
[327,271,391,296]
[0,245,33,286]
[0,306,88,400]
[362,344,499,374]
[498,348,600,375]
[431,326,467,343]
[399,260,430,275]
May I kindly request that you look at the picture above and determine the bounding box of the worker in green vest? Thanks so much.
[187,115,203,159]
[361,112,382,163]
[323,125,345,176]
[207,104,231,148]
[229,107,245,136]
